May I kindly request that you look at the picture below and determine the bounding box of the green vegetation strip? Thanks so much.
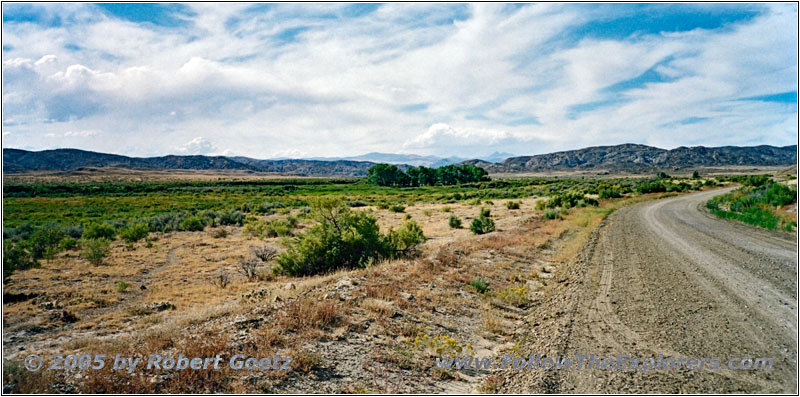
[706,175,797,231]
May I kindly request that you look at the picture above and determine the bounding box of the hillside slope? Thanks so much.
[464,144,797,173]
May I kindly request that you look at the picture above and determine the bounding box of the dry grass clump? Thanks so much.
[277,297,340,333]
[365,282,399,300]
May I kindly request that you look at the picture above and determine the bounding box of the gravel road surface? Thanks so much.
[554,188,797,393]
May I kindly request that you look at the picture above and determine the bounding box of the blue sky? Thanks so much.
[2,3,797,158]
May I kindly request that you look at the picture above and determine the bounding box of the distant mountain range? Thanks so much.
[303,152,514,167]
[463,144,797,173]
[3,144,796,177]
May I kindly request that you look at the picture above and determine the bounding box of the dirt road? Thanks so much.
[549,188,797,393]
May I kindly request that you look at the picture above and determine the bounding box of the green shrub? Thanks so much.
[116,281,129,293]
[274,198,418,276]
[543,209,562,220]
[707,180,797,231]
[217,210,246,226]
[275,200,390,276]
[387,219,426,253]
[58,237,78,251]
[83,223,116,240]
[389,204,406,213]
[636,181,667,194]
[479,207,491,218]
[346,200,368,208]
[506,201,521,210]
[63,225,84,239]
[120,223,149,243]
[179,216,205,232]
[545,192,598,209]
[470,277,489,293]
[3,240,38,282]
[243,219,294,239]
[28,223,66,259]
[448,215,463,229]
[81,238,110,265]
[253,201,285,215]
[470,215,495,235]
[598,188,622,199]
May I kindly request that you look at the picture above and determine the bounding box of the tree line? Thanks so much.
[365,163,489,187]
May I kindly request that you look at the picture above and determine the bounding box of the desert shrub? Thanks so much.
[210,273,230,289]
[763,183,797,206]
[480,207,491,217]
[657,172,671,179]
[389,204,406,213]
[265,220,293,237]
[506,201,521,210]
[5,223,34,242]
[63,225,84,239]
[598,187,622,199]
[116,281,129,293]
[243,219,293,239]
[376,201,390,210]
[58,237,78,251]
[83,223,116,240]
[545,192,597,209]
[470,277,489,293]
[346,200,368,208]
[253,201,285,215]
[707,180,797,231]
[543,209,562,220]
[274,198,395,276]
[212,228,228,238]
[238,257,261,280]
[387,219,426,254]
[441,206,452,212]
[28,223,66,259]
[251,244,278,262]
[120,223,149,243]
[493,287,529,307]
[692,170,700,178]
[470,215,495,235]
[81,238,110,265]
[179,216,205,232]
[636,181,667,194]
[3,240,38,282]
[146,213,186,233]
[448,215,463,229]
[217,210,246,226]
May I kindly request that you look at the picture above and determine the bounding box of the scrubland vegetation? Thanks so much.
[0,170,733,282]
[706,174,797,231]
[3,166,790,393]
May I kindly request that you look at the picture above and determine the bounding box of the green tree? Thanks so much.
[366,164,410,187]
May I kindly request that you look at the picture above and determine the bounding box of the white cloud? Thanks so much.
[1,3,796,158]
[175,137,217,155]
[64,129,98,137]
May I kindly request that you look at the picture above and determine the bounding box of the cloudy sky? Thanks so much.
[2,3,797,159]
